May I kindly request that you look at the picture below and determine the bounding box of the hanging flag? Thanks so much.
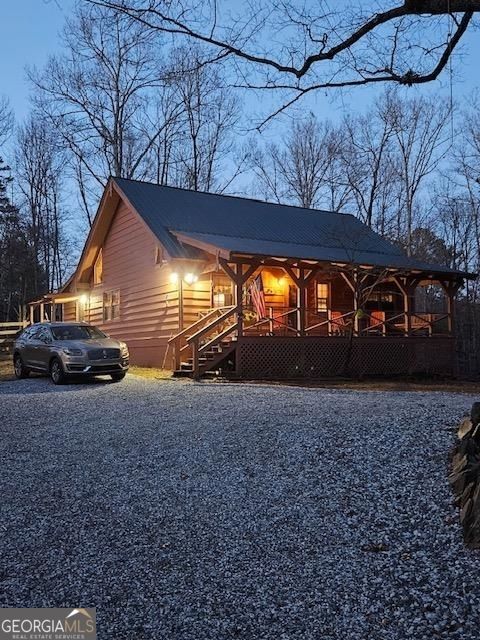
[249,274,266,319]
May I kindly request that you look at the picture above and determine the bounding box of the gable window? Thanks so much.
[103,289,120,321]
[316,283,329,313]
[155,245,163,265]
[94,249,103,285]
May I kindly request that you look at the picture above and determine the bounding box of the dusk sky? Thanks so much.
[2,0,480,135]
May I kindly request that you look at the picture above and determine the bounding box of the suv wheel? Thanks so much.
[110,371,126,382]
[50,358,67,385]
[14,354,30,379]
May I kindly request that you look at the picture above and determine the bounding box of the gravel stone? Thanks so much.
[0,375,479,639]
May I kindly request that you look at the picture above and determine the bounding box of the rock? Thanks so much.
[458,416,473,440]
[451,402,480,547]
[471,402,480,427]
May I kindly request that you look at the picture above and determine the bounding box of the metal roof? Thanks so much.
[114,177,471,277]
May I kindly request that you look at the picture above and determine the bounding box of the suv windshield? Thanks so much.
[51,325,107,340]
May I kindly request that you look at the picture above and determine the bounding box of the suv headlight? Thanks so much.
[121,344,129,356]
[62,347,83,356]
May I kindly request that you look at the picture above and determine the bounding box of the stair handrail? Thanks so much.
[168,306,234,345]
[197,322,238,355]
[186,305,239,345]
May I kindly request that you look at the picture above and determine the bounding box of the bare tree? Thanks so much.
[254,115,350,210]
[167,46,241,192]
[379,91,450,254]
[0,96,13,149]
[29,3,171,224]
[16,117,70,293]
[88,0,478,125]
[342,111,399,232]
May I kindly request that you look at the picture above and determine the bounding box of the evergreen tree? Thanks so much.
[0,158,44,321]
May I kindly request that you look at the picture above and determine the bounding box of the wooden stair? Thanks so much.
[169,305,240,379]
[174,340,237,378]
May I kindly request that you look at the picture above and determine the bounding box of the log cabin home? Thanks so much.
[28,177,475,379]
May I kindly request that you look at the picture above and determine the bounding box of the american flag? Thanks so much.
[249,274,266,319]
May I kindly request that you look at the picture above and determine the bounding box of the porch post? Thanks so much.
[29,304,34,325]
[298,268,306,336]
[404,286,411,336]
[393,276,418,336]
[235,263,244,337]
[40,302,45,323]
[340,270,359,335]
[178,278,184,331]
[447,291,455,335]
[51,301,57,323]
[440,279,462,336]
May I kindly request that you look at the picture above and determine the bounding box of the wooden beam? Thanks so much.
[439,278,463,335]
[219,258,238,283]
[392,275,420,336]
[298,268,306,336]
[219,258,260,285]
[235,262,244,337]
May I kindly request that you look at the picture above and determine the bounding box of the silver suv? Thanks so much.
[13,322,129,384]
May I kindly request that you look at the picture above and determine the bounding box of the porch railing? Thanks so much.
[243,306,299,336]
[244,307,451,337]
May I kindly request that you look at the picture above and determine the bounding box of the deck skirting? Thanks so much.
[236,335,456,379]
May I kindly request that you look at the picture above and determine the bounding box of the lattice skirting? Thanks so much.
[236,336,456,379]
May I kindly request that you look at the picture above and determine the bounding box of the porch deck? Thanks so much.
[169,300,456,379]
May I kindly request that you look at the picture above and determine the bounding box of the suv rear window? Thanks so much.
[51,325,107,340]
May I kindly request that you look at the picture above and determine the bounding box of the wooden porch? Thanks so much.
[27,292,87,324]
[169,256,461,379]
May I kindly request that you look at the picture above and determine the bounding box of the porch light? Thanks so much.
[169,272,179,285]
[184,272,198,285]
[80,294,88,305]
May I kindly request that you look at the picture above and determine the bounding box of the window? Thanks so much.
[103,290,120,321]
[51,325,107,340]
[316,283,329,313]
[20,326,35,340]
[212,275,233,308]
[155,245,164,265]
[94,249,103,285]
[36,327,52,344]
[370,291,394,304]
[28,326,51,343]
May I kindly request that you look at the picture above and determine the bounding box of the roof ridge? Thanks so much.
[111,176,356,219]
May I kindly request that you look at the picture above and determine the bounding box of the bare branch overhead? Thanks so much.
[86,1,478,86]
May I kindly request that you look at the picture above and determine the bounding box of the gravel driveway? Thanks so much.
[1,375,479,639]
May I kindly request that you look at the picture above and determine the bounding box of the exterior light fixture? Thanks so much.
[79,294,88,305]
[169,272,179,285]
[184,273,198,285]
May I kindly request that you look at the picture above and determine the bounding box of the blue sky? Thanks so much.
[1,0,479,129]
[1,0,76,121]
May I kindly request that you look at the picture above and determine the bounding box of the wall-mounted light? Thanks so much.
[169,272,179,285]
[184,273,198,285]
[80,294,88,305]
